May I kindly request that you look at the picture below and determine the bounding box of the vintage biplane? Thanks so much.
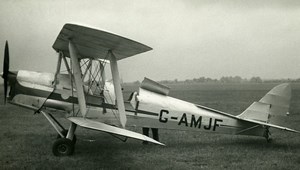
[2,24,299,156]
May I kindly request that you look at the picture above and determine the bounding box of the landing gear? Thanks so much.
[52,138,74,156]
[264,127,272,143]
[41,111,78,156]
[52,123,77,156]
[56,130,77,144]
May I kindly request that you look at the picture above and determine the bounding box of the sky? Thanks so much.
[0,0,300,82]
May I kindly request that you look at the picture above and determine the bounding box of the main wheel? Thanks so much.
[52,138,74,156]
[56,130,77,144]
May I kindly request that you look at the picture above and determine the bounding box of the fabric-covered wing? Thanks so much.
[52,23,152,60]
[68,117,165,146]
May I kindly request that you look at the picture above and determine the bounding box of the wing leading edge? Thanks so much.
[67,117,165,146]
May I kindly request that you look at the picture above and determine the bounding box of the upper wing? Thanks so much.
[68,117,165,146]
[52,23,152,60]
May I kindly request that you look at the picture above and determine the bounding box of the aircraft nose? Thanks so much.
[2,71,17,103]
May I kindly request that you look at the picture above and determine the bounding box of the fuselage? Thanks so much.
[6,70,265,137]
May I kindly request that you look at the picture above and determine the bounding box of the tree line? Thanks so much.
[156,76,300,84]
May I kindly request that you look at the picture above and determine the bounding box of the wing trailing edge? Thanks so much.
[67,117,165,146]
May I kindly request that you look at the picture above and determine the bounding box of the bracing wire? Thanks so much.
[74,51,122,124]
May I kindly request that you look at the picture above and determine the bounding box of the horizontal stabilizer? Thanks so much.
[240,118,300,134]
[68,117,165,146]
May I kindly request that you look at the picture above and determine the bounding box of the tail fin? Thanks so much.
[238,83,291,126]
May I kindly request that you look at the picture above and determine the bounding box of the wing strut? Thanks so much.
[109,51,127,128]
[68,41,87,117]
[100,61,106,87]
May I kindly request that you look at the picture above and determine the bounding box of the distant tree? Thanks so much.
[199,77,206,83]
[155,76,299,84]
[220,76,227,83]
[250,77,262,83]
[231,76,242,83]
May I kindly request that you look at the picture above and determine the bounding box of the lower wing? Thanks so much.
[68,117,165,146]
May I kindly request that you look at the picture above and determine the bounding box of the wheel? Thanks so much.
[52,138,74,156]
[57,130,77,144]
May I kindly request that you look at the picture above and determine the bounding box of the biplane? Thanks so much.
[2,24,299,156]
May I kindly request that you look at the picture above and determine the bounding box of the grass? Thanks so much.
[1,83,300,169]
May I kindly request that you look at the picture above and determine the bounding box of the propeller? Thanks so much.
[2,41,9,104]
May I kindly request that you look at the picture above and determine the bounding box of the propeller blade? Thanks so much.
[3,41,9,76]
[3,76,7,104]
[3,41,9,104]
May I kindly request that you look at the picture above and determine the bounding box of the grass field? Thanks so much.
[1,83,300,169]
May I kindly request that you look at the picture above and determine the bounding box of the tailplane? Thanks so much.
[238,83,291,126]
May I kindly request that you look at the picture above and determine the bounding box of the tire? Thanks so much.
[57,130,77,144]
[52,138,74,156]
